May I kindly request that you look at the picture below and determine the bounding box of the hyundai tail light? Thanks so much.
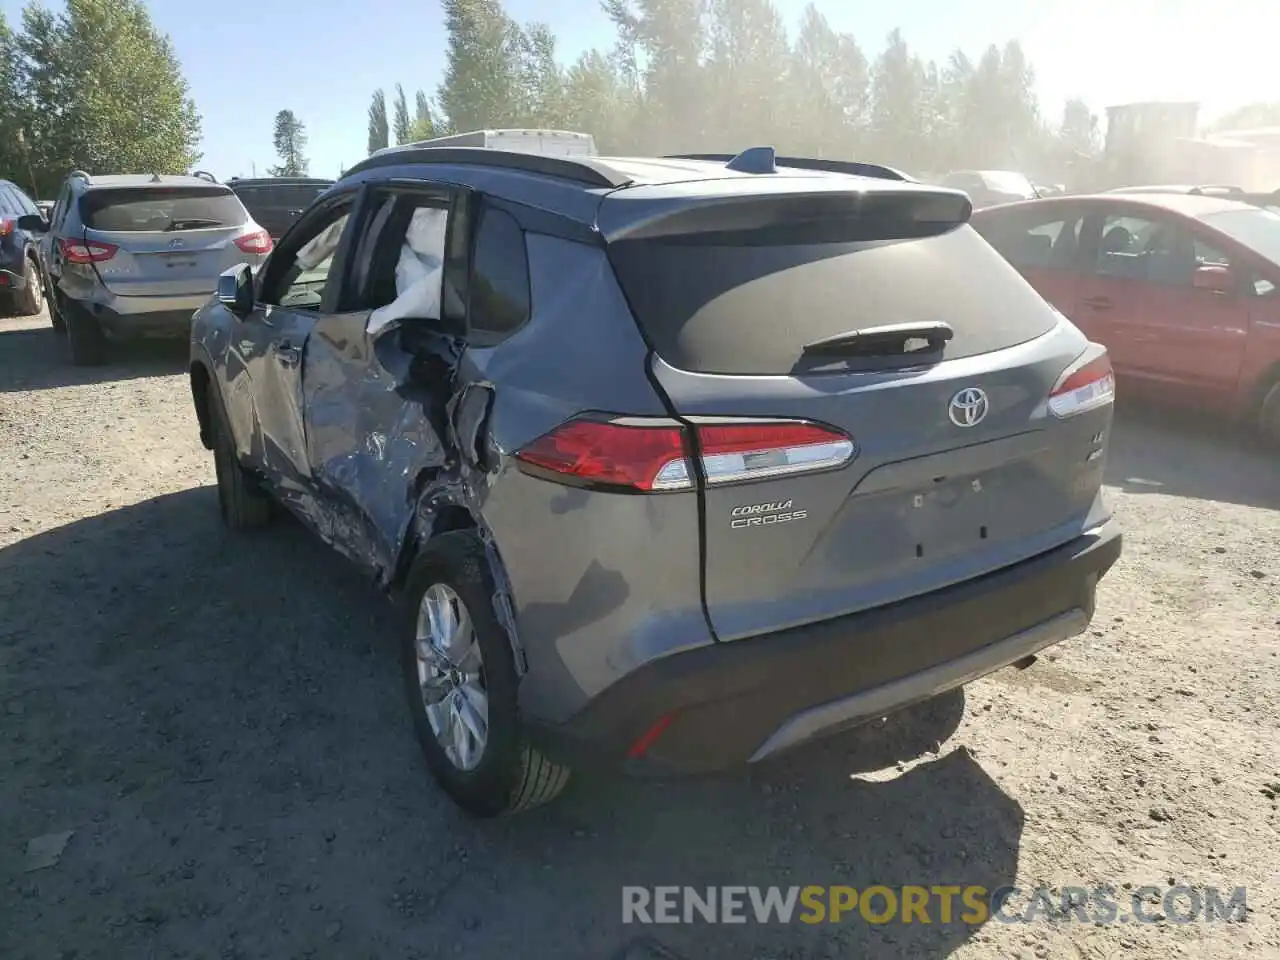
[234,230,273,255]
[58,238,118,263]
[514,415,855,492]
[1049,345,1115,419]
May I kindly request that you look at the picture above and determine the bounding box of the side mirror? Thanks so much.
[217,263,255,318]
[1192,263,1235,295]
[17,213,47,233]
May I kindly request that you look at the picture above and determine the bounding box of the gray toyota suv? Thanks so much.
[189,145,1122,816]
[43,171,273,364]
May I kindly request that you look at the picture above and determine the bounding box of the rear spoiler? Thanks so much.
[598,184,972,243]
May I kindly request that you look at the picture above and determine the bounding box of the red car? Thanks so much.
[972,192,1280,444]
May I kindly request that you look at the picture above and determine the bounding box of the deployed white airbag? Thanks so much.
[295,216,347,271]
[367,207,448,337]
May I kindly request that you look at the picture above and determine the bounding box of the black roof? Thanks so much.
[227,176,334,187]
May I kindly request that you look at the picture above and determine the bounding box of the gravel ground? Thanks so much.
[1,309,1278,960]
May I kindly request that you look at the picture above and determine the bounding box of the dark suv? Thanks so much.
[0,178,50,317]
[190,146,1122,816]
[226,177,334,239]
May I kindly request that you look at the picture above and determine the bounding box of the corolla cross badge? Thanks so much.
[167,238,185,249]
[948,387,989,427]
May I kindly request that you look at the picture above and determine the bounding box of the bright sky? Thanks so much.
[2,0,1274,180]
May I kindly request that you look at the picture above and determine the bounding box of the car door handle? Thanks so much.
[273,341,301,367]
[1082,296,1112,310]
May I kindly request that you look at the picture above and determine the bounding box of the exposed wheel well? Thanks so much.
[392,504,478,592]
[190,362,214,449]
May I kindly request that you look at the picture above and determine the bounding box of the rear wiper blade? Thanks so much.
[164,218,223,231]
[802,321,954,357]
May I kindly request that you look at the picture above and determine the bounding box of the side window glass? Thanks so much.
[468,205,530,344]
[985,213,1082,270]
[1092,214,1193,283]
[261,207,352,311]
[0,185,17,216]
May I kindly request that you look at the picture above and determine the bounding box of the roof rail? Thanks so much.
[191,170,218,184]
[1189,184,1243,195]
[69,169,91,184]
[342,146,630,189]
[666,153,913,182]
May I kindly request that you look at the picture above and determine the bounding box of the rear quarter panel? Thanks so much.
[463,234,714,723]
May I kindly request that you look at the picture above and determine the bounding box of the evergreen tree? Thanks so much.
[268,109,308,176]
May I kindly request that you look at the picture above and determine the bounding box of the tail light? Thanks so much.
[1049,345,1115,419]
[514,414,855,492]
[58,238,117,264]
[234,230,273,255]
[0,218,14,237]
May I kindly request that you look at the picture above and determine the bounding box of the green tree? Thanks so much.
[784,7,868,158]
[13,0,200,196]
[867,29,928,168]
[438,0,527,131]
[518,23,565,127]
[393,83,412,144]
[603,0,709,153]
[367,88,389,154]
[703,0,790,151]
[410,89,436,140]
[268,109,308,176]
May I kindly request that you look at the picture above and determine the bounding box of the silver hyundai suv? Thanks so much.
[41,171,273,364]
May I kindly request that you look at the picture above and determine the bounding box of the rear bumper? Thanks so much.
[529,520,1122,774]
[67,293,208,341]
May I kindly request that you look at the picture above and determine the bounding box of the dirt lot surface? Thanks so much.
[2,309,1278,960]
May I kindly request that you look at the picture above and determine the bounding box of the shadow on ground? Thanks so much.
[0,488,1021,960]
[0,322,188,393]
[1105,402,1279,511]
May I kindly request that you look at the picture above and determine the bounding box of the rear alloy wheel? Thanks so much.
[1260,381,1280,449]
[402,532,570,816]
[15,255,44,317]
[211,398,273,530]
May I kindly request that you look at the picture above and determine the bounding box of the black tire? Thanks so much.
[65,306,106,366]
[1260,381,1280,449]
[211,395,273,530]
[15,254,44,316]
[401,532,570,816]
[49,285,66,334]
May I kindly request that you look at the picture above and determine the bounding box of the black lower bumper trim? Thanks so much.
[528,521,1122,774]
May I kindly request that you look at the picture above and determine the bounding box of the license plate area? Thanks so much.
[904,473,994,560]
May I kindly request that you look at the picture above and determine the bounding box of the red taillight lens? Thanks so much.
[0,219,14,237]
[514,415,855,492]
[1049,345,1115,419]
[234,229,273,255]
[514,417,691,491]
[58,238,117,264]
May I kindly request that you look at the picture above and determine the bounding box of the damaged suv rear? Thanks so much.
[189,146,1122,816]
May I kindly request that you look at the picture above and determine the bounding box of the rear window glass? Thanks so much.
[80,187,248,232]
[608,226,1059,375]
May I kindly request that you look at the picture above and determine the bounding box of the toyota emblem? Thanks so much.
[948,387,989,427]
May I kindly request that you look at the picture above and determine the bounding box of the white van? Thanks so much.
[388,129,597,158]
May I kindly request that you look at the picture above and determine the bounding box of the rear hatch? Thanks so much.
[79,185,259,298]
[602,180,1113,642]
[230,182,330,238]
